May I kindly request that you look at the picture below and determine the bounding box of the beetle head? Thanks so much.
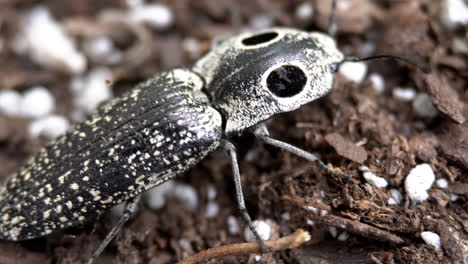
[192,27,343,135]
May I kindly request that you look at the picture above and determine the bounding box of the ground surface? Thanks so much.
[0,0,467,263]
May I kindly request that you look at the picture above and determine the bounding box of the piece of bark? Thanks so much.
[325,133,368,163]
[425,73,466,124]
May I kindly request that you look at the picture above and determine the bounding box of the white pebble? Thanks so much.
[19,6,86,74]
[143,180,175,210]
[227,216,240,235]
[20,86,55,118]
[28,115,69,139]
[182,38,201,60]
[329,226,338,238]
[295,3,314,23]
[393,87,416,102]
[128,4,173,30]
[171,183,198,210]
[72,67,113,114]
[436,178,449,188]
[440,0,468,29]
[369,73,385,93]
[126,0,143,8]
[450,193,459,201]
[207,184,217,200]
[363,171,388,188]
[337,231,350,241]
[413,93,438,118]
[249,14,275,30]
[244,220,271,242]
[361,42,376,57]
[388,189,403,205]
[0,90,22,116]
[178,239,191,250]
[84,36,122,65]
[204,201,219,218]
[339,61,368,84]
[452,37,468,55]
[421,231,441,250]
[404,164,436,202]
[281,212,291,221]
[387,198,397,205]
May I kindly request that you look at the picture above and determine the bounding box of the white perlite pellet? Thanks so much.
[171,183,199,210]
[363,171,388,188]
[20,86,55,118]
[440,0,468,29]
[143,180,175,210]
[436,178,449,189]
[17,6,86,75]
[71,67,113,115]
[413,93,438,118]
[421,231,441,250]
[339,61,368,84]
[128,4,174,30]
[28,115,69,139]
[388,189,403,205]
[393,87,416,102]
[204,201,219,218]
[369,73,385,93]
[227,216,240,235]
[0,90,22,116]
[244,220,271,242]
[295,2,314,23]
[404,164,436,202]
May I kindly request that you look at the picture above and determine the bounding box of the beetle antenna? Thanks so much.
[341,55,430,73]
[328,0,338,37]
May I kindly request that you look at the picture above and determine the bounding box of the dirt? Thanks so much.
[0,0,467,264]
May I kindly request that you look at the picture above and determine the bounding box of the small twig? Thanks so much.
[281,195,332,211]
[312,215,405,244]
[177,230,310,264]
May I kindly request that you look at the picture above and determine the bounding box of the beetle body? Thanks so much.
[0,27,342,242]
[0,69,222,240]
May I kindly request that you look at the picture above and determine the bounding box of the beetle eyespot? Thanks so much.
[266,65,307,97]
[241,32,278,46]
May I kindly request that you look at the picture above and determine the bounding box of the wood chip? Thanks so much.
[425,73,466,124]
[325,133,368,163]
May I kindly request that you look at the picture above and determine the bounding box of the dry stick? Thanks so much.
[177,230,311,264]
[313,215,405,245]
[281,195,332,211]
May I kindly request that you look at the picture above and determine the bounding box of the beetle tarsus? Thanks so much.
[253,123,352,179]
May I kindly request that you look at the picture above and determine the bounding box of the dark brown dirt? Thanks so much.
[0,0,466,264]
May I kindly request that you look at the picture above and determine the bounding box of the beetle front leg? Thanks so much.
[221,140,270,253]
[252,123,351,179]
[87,195,141,264]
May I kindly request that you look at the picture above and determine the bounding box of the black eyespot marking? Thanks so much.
[242,32,278,46]
[266,65,307,98]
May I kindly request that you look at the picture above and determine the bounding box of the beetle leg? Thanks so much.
[252,123,351,179]
[87,195,141,264]
[221,140,270,253]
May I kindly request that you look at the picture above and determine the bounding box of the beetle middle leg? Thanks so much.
[252,123,351,179]
[221,140,270,253]
[87,195,141,264]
